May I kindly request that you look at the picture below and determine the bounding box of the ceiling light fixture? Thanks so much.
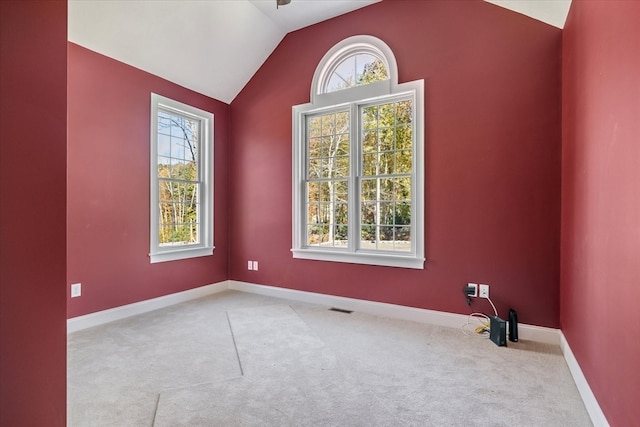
[276,0,291,8]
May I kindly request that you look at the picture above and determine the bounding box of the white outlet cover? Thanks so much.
[247,261,253,270]
[71,283,82,298]
[253,261,258,271]
[479,284,489,298]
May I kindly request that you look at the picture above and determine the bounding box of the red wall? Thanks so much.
[561,1,640,425]
[0,1,68,424]
[67,44,230,318]
[230,0,562,327]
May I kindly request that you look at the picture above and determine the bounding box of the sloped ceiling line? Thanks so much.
[68,0,571,104]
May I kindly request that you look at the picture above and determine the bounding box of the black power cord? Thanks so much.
[462,286,475,306]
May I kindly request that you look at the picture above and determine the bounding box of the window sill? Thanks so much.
[291,248,424,269]
[150,246,214,263]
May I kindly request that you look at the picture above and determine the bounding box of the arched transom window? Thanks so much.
[292,35,425,269]
[322,50,388,93]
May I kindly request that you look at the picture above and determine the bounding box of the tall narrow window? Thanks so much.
[360,99,414,253]
[292,36,425,269]
[150,94,214,263]
[306,110,350,248]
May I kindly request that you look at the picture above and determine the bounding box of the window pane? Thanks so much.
[394,177,412,200]
[360,225,376,246]
[363,153,377,176]
[362,130,376,152]
[379,103,395,122]
[306,112,350,180]
[378,128,394,152]
[305,178,349,247]
[334,180,348,202]
[336,112,349,131]
[318,182,331,203]
[361,178,377,201]
[335,203,348,224]
[307,182,319,203]
[378,151,394,175]
[362,107,377,131]
[307,225,330,246]
[158,181,200,246]
[396,201,411,225]
[361,202,376,225]
[393,226,412,252]
[324,54,388,93]
[396,126,412,150]
[305,111,350,247]
[307,202,319,224]
[396,100,412,125]
[335,134,349,155]
[158,112,171,133]
[361,100,413,183]
[379,178,394,199]
[308,117,322,138]
[395,151,412,174]
[333,225,348,247]
[158,110,200,179]
[309,137,321,157]
[308,158,321,179]
[379,202,393,225]
[355,96,416,254]
[158,134,171,157]
[334,155,349,177]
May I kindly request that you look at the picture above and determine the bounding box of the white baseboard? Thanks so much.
[67,281,230,333]
[67,279,605,426]
[228,280,560,345]
[67,279,561,346]
[560,333,609,427]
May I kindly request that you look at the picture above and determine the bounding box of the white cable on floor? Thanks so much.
[461,296,498,338]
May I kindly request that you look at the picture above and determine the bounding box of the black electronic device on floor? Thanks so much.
[489,315,507,347]
[508,308,519,342]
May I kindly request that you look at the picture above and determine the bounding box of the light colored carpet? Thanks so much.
[67,290,592,426]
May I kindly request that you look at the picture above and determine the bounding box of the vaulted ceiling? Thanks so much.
[68,0,571,104]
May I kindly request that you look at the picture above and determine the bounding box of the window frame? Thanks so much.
[292,36,425,269]
[150,93,214,263]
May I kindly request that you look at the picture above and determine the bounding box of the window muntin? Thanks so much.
[150,94,214,263]
[294,35,424,269]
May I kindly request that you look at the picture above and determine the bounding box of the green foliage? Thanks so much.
[358,58,388,85]
[158,161,199,245]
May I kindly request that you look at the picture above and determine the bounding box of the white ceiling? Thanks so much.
[485,0,571,29]
[68,0,571,104]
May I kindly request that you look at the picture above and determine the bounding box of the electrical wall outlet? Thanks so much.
[71,283,82,298]
[248,260,253,270]
[467,283,478,297]
[479,284,489,298]
[253,261,258,271]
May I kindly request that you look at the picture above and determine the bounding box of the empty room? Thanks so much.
[1,0,638,426]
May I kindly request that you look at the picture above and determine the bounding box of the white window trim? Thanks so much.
[150,93,214,263]
[292,36,425,269]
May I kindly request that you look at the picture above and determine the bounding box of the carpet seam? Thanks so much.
[226,310,245,377]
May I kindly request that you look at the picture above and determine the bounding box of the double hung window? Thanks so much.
[292,36,425,269]
[150,94,214,263]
